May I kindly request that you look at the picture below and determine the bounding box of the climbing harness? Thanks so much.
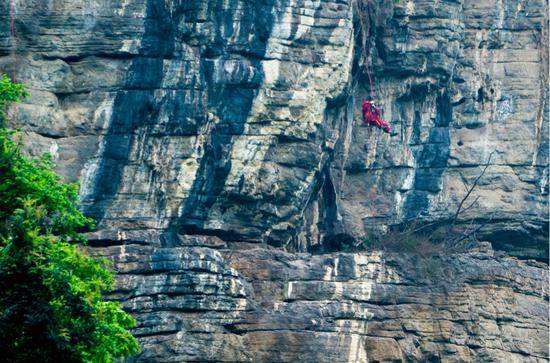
[361,100,392,134]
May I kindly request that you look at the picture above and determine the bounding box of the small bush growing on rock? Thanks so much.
[359,226,444,257]
[359,150,495,258]
[0,75,139,362]
[359,227,448,281]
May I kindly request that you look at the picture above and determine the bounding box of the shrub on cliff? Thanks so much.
[0,74,139,362]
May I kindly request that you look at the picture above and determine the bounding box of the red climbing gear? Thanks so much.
[361,100,392,134]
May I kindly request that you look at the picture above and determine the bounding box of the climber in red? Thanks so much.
[361,100,392,134]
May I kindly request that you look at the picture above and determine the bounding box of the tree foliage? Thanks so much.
[0,74,139,362]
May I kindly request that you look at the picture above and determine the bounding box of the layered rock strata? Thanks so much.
[0,0,548,361]
[90,232,548,362]
[0,0,547,255]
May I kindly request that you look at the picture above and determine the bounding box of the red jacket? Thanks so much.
[362,101,391,134]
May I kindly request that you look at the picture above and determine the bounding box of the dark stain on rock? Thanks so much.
[178,0,290,238]
[82,0,173,223]
[404,91,452,219]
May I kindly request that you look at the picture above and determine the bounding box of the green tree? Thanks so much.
[0,74,139,362]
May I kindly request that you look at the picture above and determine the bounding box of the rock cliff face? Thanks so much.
[1,0,548,361]
[339,0,549,260]
[91,234,548,362]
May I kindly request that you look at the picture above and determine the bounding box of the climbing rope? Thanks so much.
[10,0,17,82]
[365,59,374,101]
[356,0,374,100]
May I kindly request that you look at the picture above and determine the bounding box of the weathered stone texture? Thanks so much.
[1,0,355,247]
[90,235,548,362]
[0,0,548,361]
[1,0,547,254]
[328,0,548,259]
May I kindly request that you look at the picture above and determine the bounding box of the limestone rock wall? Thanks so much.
[90,232,548,362]
[1,0,547,256]
[0,0,548,361]
[0,0,355,247]
[329,0,549,259]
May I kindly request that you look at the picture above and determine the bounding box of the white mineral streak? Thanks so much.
[286,281,294,300]
[79,95,115,198]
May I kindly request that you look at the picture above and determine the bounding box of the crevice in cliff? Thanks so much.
[290,88,356,253]
[311,166,356,254]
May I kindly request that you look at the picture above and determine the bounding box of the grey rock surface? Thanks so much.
[333,0,549,260]
[0,0,547,255]
[90,234,548,362]
[0,0,548,361]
